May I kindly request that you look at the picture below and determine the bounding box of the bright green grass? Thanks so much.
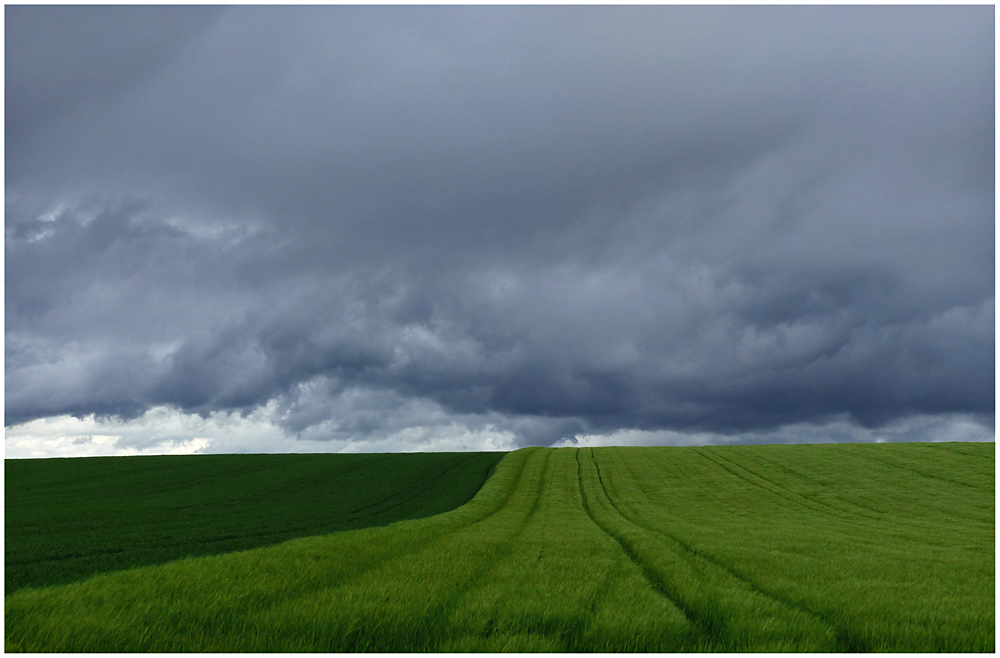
[5,442,993,652]
[5,451,505,594]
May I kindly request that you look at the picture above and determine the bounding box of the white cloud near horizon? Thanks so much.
[6,407,992,460]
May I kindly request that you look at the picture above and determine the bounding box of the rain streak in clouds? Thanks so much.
[5,6,994,457]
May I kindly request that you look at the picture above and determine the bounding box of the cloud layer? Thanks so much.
[6,6,994,454]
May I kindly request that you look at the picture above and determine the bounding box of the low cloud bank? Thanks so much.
[6,406,992,460]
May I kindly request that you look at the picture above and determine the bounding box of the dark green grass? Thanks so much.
[5,450,505,594]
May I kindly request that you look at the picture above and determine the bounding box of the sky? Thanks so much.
[5,5,995,458]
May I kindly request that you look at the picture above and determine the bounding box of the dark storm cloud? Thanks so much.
[6,6,993,445]
[5,6,223,168]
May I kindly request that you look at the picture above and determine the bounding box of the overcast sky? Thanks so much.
[5,6,994,457]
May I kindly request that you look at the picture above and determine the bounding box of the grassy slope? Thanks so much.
[5,442,993,652]
[5,451,505,593]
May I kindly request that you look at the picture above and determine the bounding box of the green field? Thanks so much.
[5,451,505,593]
[5,443,994,652]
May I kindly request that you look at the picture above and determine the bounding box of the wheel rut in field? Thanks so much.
[270,451,538,617]
[746,450,894,519]
[848,448,983,490]
[574,450,699,636]
[598,448,864,652]
[384,449,559,651]
[934,444,994,461]
[694,447,885,527]
[286,450,550,651]
[708,448,968,534]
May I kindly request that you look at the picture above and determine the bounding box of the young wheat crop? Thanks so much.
[4,443,993,652]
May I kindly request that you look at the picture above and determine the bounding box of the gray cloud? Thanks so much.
[6,6,993,450]
[5,6,223,173]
